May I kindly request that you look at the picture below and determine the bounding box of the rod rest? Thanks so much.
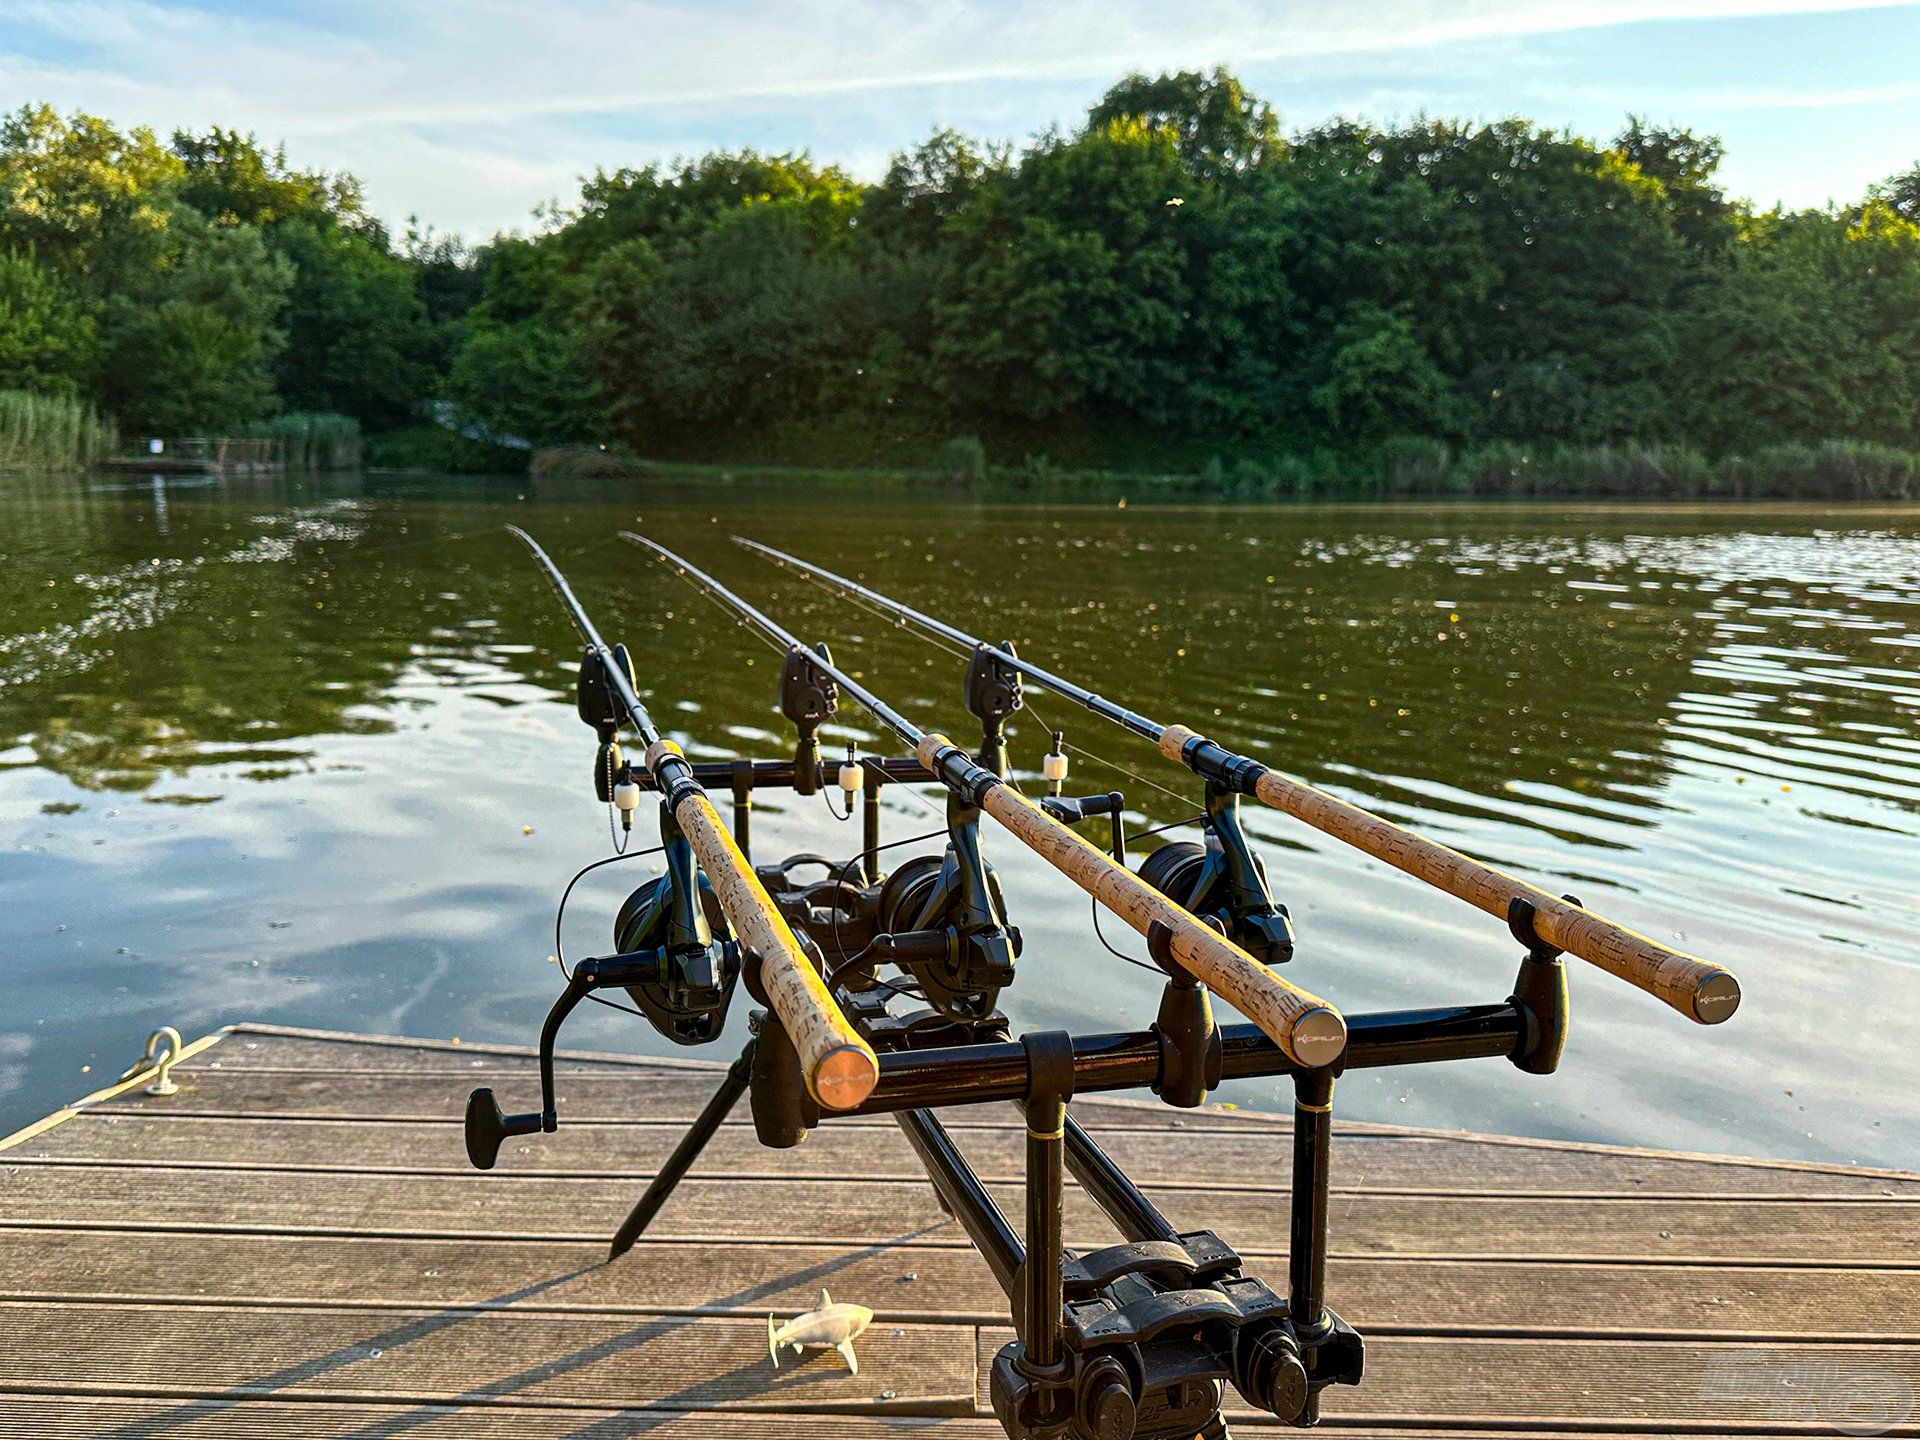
[1507,895,1574,1075]
[1148,921,1223,1108]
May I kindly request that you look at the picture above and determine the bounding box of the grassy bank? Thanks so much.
[531,437,1920,502]
[0,390,116,471]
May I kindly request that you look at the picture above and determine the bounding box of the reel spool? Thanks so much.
[1137,840,1208,907]
[1136,838,1294,966]
[612,874,739,1043]
[874,852,1017,1019]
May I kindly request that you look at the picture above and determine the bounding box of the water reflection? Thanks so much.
[1,473,1915,1167]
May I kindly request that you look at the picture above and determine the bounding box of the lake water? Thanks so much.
[3,470,1916,1169]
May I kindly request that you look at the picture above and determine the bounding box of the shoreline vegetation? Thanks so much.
[528,437,1920,501]
[2,73,1918,501]
[0,390,115,470]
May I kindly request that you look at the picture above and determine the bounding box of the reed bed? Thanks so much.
[242,412,362,472]
[0,390,117,471]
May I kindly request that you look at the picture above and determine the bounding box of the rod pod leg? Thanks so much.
[608,1039,755,1259]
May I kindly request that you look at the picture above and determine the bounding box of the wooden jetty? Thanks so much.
[102,437,283,476]
[1,1022,1915,1436]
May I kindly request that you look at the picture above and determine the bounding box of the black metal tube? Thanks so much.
[1024,1095,1067,1371]
[608,1041,754,1259]
[1225,1004,1520,1075]
[731,775,752,858]
[1289,1069,1335,1336]
[863,765,884,883]
[850,1005,1524,1116]
[1063,1112,1179,1244]
[1019,1032,1075,1380]
[893,1108,1022,1297]
[627,756,932,791]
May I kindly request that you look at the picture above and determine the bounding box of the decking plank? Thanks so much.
[15,1112,1913,1197]
[979,1328,1920,1433]
[0,1302,973,1416]
[0,1397,1802,1440]
[10,1025,1916,1439]
[88,1070,1265,1130]
[0,1400,999,1440]
[4,1230,1915,1340]
[4,1163,1914,1262]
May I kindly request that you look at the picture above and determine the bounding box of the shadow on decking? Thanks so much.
[81,1226,957,1438]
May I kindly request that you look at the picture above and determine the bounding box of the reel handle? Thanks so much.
[652,740,879,1110]
[464,1087,547,1170]
[1157,725,1741,1025]
[925,735,1347,1069]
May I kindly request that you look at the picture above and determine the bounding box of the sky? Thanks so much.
[1,0,1916,240]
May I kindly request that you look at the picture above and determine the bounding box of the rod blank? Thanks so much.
[730,536,1740,1028]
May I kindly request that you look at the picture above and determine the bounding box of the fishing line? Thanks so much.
[769,553,1193,811]
[552,843,667,1020]
[823,823,950,992]
[1022,690,1194,807]
[1089,898,1163,975]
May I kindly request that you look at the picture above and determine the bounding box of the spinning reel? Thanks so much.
[579,641,742,1044]
[1134,782,1296,967]
[963,643,1297,970]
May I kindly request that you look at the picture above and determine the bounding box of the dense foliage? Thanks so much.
[2,74,1918,494]
[0,107,437,438]
[446,71,1920,486]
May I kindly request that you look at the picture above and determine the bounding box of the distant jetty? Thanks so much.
[103,436,283,476]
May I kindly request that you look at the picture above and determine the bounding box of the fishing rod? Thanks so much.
[620,530,1349,1070]
[501,527,877,1112]
[730,535,1742,1028]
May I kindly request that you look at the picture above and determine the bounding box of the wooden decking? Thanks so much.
[1,1023,1915,1437]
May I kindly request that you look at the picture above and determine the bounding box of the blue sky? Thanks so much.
[1,1,1915,238]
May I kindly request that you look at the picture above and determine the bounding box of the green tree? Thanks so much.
[575,203,861,441]
[1873,162,1920,224]
[1670,205,1920,452]
[1086,68,1283,180]
[1614,119,1735,256]
[445,235,594,446]
[0,105,182,291]
[96,207,292,432]
[931,119,1192,426]
[172,126,366,230]
[0,250,95,395]
[272,220,434,428]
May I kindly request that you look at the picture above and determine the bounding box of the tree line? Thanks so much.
[4,73,1919,495]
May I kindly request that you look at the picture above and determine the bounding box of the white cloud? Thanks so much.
[0,0,1914,233]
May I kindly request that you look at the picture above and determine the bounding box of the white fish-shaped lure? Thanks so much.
[768,1288,875,1374]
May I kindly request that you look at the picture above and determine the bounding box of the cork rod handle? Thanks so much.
[650,744,879,1108]
[1157,726,1739,1024]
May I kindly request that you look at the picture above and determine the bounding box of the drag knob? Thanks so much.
[464,1087,545,1170]
[1078,1356,1135,1440]
[1235,1323,1310,1422]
